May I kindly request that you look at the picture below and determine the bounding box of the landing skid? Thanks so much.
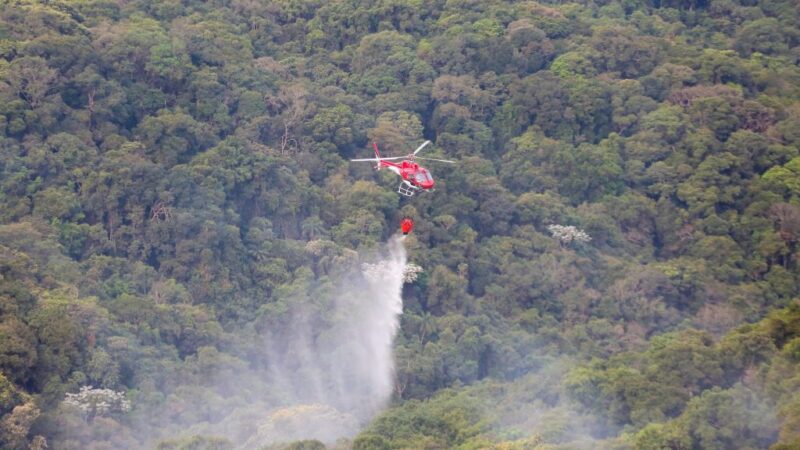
[398,181,418,197]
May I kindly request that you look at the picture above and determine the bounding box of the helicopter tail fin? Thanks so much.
[372,142,382,170]
[372,142,382,159]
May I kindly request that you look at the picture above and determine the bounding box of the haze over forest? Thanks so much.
[1,0,800,448]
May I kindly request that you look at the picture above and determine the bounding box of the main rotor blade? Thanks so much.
[413,140,432,155]
[416,156,455,163]
[350,157,405,161]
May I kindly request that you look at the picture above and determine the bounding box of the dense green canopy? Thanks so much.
[0,0,799,448]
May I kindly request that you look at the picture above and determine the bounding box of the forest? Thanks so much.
[0,0,799,448]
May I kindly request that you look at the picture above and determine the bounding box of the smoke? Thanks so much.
[135,236,408,448]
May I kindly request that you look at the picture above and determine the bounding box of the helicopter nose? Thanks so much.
[422,180,435,190]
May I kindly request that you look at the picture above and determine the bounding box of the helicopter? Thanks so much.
[350,140,455,196]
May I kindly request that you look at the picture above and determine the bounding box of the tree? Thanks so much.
[426,265,470,314]
[156,435,234,450]
[0,57,57,109]
[307,103,355,148]
[611,79,659,135]
[504,71,575,141]
[688,96,740,141]
[0,372,24,416]
[734,18,789,56]
[368,110,424,155]
[672,386,777,450]
[546,225,591,246]
[431,75,495,120]
[270,83,311,155]
[135,109,217,166]
[505,20,555,74]
[589,26,664,78]
[0,318,37,385]
[0,402,41,450]
[93,17,172,82]
[677,152,745,217]
[176,20,254,66]
[762,157,800,199]
[62,386,131,423]
[697,49,752,86]
[145,39,192,90]
[640,105,688,144]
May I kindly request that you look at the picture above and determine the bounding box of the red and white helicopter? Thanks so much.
[351,140,454,196]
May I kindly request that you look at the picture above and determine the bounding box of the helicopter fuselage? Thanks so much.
[380,160,435,190]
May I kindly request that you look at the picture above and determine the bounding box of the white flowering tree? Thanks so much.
[361,262,422,283]
[547,224,592,246]
[402,263,423,283]
[63,386,131,422]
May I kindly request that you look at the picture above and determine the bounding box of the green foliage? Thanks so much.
[763,157,800,199]
[359,389,487,448]
[279,440,326,450]
[0,373,24,416]
[632,385,778,450]
[569,302,800,448]
[0,0,799,447]
[156,435,234,450]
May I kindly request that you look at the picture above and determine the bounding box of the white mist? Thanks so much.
[126,238,408,449]
[241,236,408,447]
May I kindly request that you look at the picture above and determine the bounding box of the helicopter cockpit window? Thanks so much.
[415,170,432,183]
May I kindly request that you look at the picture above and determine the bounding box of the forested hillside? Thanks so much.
[1,0,799,448]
